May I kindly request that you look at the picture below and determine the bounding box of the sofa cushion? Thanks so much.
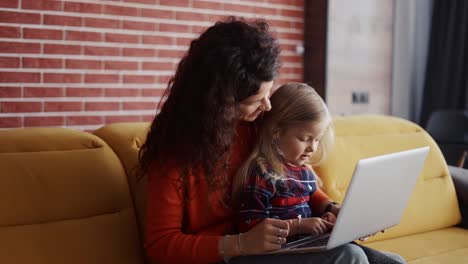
[0,128,144,263]
[315,115,461,242]
[365,227,468,263]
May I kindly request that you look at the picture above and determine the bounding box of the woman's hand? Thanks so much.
[301,217,334,236]
[320,212,337,224]
[240,218,290,254]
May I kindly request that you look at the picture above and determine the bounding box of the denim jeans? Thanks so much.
[228,243,406,264]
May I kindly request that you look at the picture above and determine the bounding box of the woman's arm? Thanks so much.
[145,165,222,264]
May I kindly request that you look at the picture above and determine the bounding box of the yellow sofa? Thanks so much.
[0,115,466,263]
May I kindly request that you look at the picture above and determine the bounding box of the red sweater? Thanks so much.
[145,122,255,264]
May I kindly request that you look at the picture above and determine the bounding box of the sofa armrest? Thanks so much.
[449,165,468,228]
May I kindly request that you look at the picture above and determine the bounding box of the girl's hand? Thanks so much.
[320,212,336,224]
[301,217,334,235]
[240,218,290,254]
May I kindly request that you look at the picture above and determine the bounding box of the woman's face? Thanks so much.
[236,81,274,122]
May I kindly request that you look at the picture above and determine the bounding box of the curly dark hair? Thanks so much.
[139,17,281,197]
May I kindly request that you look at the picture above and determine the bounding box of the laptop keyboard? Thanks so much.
[296,235,330,248]
[283,233,331,249]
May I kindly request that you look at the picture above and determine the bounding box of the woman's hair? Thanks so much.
[233,83,334,201]
[139,17,281,194]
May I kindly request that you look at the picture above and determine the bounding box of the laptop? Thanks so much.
[272,146,430,254]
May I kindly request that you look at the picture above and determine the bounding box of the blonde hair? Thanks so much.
[232,83,334,204]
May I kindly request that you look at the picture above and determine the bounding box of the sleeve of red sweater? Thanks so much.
[144,164,222,264]
[309,188,331,213]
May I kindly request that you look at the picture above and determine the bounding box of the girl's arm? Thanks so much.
[238,167,274,232]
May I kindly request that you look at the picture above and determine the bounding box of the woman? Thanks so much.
[139,17,373,264]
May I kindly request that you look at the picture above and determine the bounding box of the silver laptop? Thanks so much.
[273,146,430,254]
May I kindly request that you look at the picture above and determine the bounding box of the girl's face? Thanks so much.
[276,121,326,166]
[236,81,274,122]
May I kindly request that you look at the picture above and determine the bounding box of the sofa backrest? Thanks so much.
[94,123,149,240]
[314,115,461,242]
[0,128,144,264]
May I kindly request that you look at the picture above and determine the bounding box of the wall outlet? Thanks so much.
[352,92,369,104]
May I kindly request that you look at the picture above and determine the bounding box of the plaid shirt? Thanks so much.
[239,162,325,232]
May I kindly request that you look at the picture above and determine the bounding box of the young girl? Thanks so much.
[233,83,406,264]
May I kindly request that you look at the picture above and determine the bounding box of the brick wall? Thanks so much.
[0,0,304,130]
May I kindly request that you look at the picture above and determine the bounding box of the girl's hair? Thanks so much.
[139,17,281,195]
[233,83,334,202]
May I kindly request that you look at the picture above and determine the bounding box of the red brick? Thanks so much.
[22,0,62,11]
[142,35,174,45]
[0,116,22,128]
[44,15,82,27]
[277,31,303,41]
[105,33,139,44]
[84,17,121,29]
[158,75,172,83]
[223,3,254,13]
[0,72,40,83]
[0,86,21,97]
[140,8,173,19]
[281,55,302,64]
[24,116,65,127]
[44,102,83,112]
[23,28,63,40]
[159,23,190,33]
[191,25,209,34]
[122,0,155,4]
[0,0,18,8]
[44,44,81,55]
[142,88,166,97]
[1,102,42,113]
[66,88,104,97]
[84,46,120,56]
[105,115,141,123]
[85,102,120,111]
[64,2,102,14]
[105,88,141,97]
[66,30,102,42]
[158,49,185,58]
[103,4,139,16]
[281,9,303,18]
[24,87,64,97]
[252,6,277,16]
[122,101,156,110]
[0,26,20,38]
[269,19,294,29]
[123,48,155,57]
[66,116,103,126]
[104,61,138,70]
[84,74,119,83]
[175,11,206,21]
[43,73,82,83]
[192,1,222,9]
[66,59,102,70]
[175,37,192,46]
[122,20,156,31]
[23,58,62,68]
[159,0,189,7]
[142,61,173,71]
[0,57,19,68]
[0,11,40,24]
[123,75,155,84]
